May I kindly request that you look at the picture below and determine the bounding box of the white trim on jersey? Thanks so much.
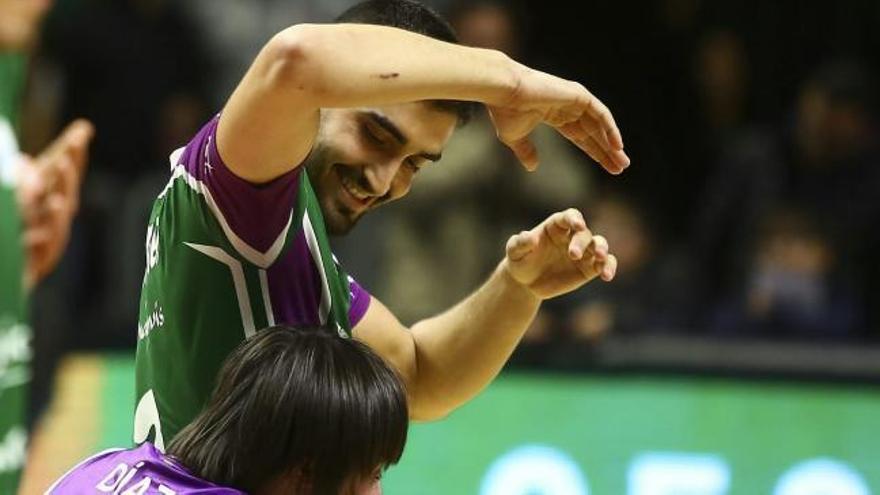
[258,269,276,327]
[184,243,256,338]
[0,118,20,187]
[302,211,332,326]
[44,447,126,494]
[162,148,292,269]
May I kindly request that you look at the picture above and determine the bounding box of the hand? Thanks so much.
[488,65,630,174]
[502,208,617,300]
[18,119,93,289]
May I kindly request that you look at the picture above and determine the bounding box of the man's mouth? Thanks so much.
[336,167,373,209]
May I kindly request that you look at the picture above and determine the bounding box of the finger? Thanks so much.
[579,92,624,150]
[550,208,587,232]
[506,230,538,261]
[39,119,94,187]
[587,134,630,174]
[568,229,593,260]
[558,121,620,174]
[575,131,625,175]
[507,137,539,171]
[594,253,617,282]
[50,154,81,213]
[30,195,70,238]
[546,209,588,247]
[63,118,95,178]
[577,116,630,170]
[575,105,614,151]
[589,234,609,260]
[64,118,95,145]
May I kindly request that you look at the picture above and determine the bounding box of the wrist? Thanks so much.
[470,48,524,108]
[497,259,542,305]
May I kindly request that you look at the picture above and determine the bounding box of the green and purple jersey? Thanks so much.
[0,112,28,493]
[0,51,28,492]
[134,117,371,448]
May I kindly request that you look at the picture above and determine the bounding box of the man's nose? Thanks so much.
[362,160,400,197]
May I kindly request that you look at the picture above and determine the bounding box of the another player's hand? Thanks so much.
[488,64,630,174]
[18,119,94,289]
[501,208,617,300]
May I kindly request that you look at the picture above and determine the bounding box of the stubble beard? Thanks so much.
[304,144,360,236]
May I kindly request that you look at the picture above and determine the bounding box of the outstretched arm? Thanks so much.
[218,23,628,183]
[354,209,616,420]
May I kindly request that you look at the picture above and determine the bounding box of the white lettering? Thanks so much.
[0,427,26,473]
[96,463,128,492]
[480,445,590,495]
[0,321,31,377]
[137,301,165,341]
[774,458,870,495]
[120,476,153,495]
[143,222,160,284]
[113,463,140,495]
[627,452,730,495]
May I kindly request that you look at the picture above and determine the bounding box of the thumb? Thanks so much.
[508,136,539,171]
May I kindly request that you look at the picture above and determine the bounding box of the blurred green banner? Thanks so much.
[89,357,880,494]
[383,373,880,495]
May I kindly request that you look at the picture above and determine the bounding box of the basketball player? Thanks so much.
[136,0,627,445]
[50,326,407,494]
[1,2,93,491]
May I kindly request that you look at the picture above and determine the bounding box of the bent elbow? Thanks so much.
[261,25,325,95]
[409,396,456,422]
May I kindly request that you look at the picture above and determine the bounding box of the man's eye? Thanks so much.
[364,126,386,146]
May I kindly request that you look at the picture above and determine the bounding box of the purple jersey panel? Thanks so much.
[178,117,371,328]
[348,277,371,326]
[179,116,300,253]
[47,443,244,494]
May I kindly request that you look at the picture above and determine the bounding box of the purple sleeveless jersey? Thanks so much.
[47,443,245,494]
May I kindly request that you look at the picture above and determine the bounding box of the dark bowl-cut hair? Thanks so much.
[166,325,408,494]
[335,0,480,126]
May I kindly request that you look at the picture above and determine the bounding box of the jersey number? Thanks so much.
[133,389,165,452]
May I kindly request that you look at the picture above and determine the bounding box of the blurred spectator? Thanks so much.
[33,0,210,342]
[692,59,880,338]
[694,29,749,136]
[344,1,595,325]
[22,0,211,424]
[40,0,209,178]
[181,0,360,108]
[711,208,860,339]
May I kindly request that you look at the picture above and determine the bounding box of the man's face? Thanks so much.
[0,0,52,51]
[305,102,458,235]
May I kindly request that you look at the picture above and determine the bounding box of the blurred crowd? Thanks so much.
[14,0,880,410]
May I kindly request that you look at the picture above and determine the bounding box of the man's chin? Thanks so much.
[326,219,354,236]
[323,206,359,236]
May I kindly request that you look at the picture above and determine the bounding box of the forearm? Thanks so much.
[270,23,519,108]
[408,260,540,420]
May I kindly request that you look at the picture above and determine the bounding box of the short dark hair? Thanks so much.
[336,0,479,126]
[167,326,408,494]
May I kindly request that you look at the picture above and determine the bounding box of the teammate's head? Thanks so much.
[167,326,408,495]
[306,0,480,235]
[0,0,52,51]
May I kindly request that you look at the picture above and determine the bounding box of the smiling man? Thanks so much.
[135,0,630,445]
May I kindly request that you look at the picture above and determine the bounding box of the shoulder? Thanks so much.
[45,447,127,493]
